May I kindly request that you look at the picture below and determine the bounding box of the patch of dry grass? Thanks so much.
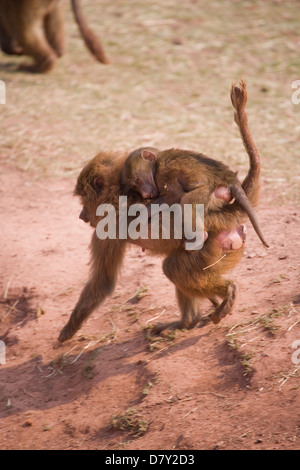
[0,0,299,202]
[111,407,149,437]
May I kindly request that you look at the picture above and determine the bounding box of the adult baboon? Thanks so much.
[58,81,267,342]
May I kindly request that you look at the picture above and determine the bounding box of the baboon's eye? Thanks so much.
[92,176,104,193]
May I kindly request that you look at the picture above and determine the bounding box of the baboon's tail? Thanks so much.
[231,80,260,206]
[71,0,109,64]
[231,184,269,248]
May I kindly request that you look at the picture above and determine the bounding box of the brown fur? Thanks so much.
[0,0,109,73]
[58,80,266,342]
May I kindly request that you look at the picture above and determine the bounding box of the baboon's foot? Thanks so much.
[18,55,56,73]
[197,315,212,327]
[151,317,199,336]
[209,282,239,324]
[58,322,76,343]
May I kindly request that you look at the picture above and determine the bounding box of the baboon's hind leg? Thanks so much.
[44,3,65,57]
[0,17,23,55]
[209,280,239,324]
[18,19,57,73]
[151,287,200,335]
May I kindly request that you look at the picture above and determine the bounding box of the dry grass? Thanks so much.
[111,408,149,437]
[0,0,300,202]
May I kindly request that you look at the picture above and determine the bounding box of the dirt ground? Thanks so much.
[0,0,300,451]
[0,166,299,450]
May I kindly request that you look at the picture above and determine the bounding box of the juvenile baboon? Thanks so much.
[58,80,267,342]
[121,147,268,250]
[0,0,109,73]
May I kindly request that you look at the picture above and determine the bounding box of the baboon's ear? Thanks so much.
[92,176,104,193]
[141,150,157,163]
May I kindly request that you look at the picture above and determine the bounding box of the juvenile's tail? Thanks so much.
[231,185,269,248]
[71,0,110,64]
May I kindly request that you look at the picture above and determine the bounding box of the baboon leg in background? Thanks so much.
[18,17,57,73]
[0,14,23,55]
[44,2,65,57]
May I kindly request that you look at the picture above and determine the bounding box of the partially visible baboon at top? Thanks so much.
[0,0,109,73]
